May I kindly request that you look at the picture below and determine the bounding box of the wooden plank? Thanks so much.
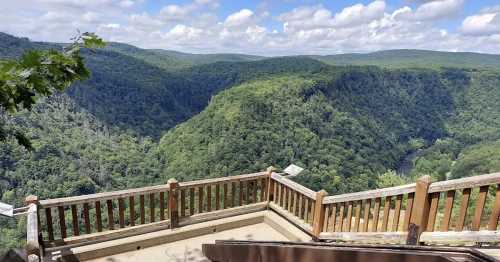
[231,182,236,208]
[428,172,500,193]
[271,173,316,199]
[260,178,266,201]
[129,196,135,227]
[189,187,195,215]
[26,204,39,256]
[403,193,414,231]
[40,184,171,208]
[268,202,313,234]
[312,191,328,236]
[223,183,228,209]
[180,189,186,217]
[215,184,220,210]
[118,198,125,228]
[245,180,249,205]
[179,202,268,227]
[292,191,298,216]
[323,205,330,232]
[392,195,402,232]
[83,203,91,234]
[253,180,258,203]
[106,200,114,230]
[45,207,54,241]
[372,198,381,232]
[363,200,371,232]
[472,185,489,231]
[207,185,212,212]
[71,205,79,236]
[345,201,353,232]
[58,206,67,239]
[441,190,455,231]
[287,188,293,212]
[328,204,337,232]
[239,181,243,206]
[409,175,431,239]
[95,201,102,232]
[178,171,267,188]
[298,194,303,220]
[198,186,204,213]
[304,198,310,224]
[421,231,500,244]
[354,200,361,232]
[149,193,155,223]
[160,192,165,220]
[323,183,416,204]
[456,188,471,231]
[140,195,145,225]
[427,192,440,232]
[273,181,278,204]
[381,196,391,232]
[488,185,500,230]
[338,202,345,232]
[168,179,179,228]
[319,232,408,244]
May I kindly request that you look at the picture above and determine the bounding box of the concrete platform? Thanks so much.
[48,210,312,261]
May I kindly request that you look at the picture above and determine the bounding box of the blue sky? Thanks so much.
[1,0,499,55]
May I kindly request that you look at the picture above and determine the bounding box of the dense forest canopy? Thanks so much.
[1,32,500,252]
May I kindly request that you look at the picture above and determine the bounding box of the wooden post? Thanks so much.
[407,175,431,245]
[25,195,40,261]
[266,166,275,203]
[312,190,328,239]
[168,178,179,229]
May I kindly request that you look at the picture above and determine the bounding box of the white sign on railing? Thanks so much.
[283,164,304,177]
[0,202,14,217]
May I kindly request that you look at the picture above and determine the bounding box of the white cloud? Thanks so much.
[0,0,498,55]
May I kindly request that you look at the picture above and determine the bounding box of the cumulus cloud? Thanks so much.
[0,0,498,55]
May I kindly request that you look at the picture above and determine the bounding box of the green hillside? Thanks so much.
[311,49,500,70]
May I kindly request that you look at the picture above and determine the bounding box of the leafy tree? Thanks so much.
[0,32,104,148]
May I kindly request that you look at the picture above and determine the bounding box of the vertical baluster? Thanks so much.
[381,196,391,232]
[149,193,155,223]
[253,180,257,204]
[287,188,293,212]
[292,192,298,215]
[95,201,103,232]
[223,183,228,209]
[160,192,165,220]
[472,186,489,231]
[83,203,91,234]
[354,201,361,232]
[180,189,186,217]
[328,204,337,232]
[323,205,330,232]
[298,194,303,219]
[372,198,381,232]
[45,208,54,241]
[58,206,67,239]
[118,198,125,228]
[207,185,212,212]
[106,200,114,230]
[273,181,278,204]
[338,203,345,232]
[304,198,309,223]
[277,184,282,207]
[392,195,402,232]
[71,205,79,236]
[129,196,135,227]
[231,182,236,207]
[441,191,455,231]
[198,186,204,213]
[456,188,471,231]
[403,193,414,231]
[363,200,371,232]
[140,195,145,224]
[346,202,353,232]
[239,181,244,206]
[260,178,266,201]
[245,181,249,205]
[427,192,440,232]
[215,184,220,210]
[190,187,195,215]
[488,185,500,230]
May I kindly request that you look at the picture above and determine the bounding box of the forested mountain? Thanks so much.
[312,49,500,70]
[2,32,500,252]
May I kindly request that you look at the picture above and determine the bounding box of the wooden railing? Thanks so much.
[24,168,500,260]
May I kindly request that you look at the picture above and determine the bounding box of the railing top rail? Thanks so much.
[39,184,170,208]
[428,172,500,193]
[271,173,316,200]
[323,183,416,204]
[178,171,267,188]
